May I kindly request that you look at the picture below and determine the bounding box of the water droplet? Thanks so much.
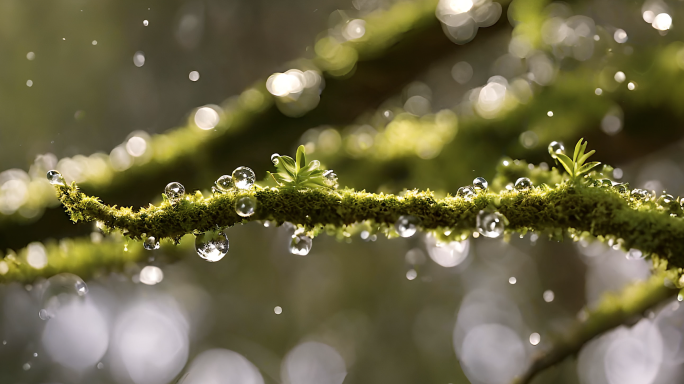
[164,182,185,202]
[548,141,565,158]
[395,215,419,238]
[600,179,613,187]
[476,210,505,238]
[39,273,88,320]
[631,188,651,200]
[142,236,160,251]
[529,332,541,346]
[271,153,280,165]
[215,175,232,191]
[457,186,475,200]
[143,19,149,26]
[514,177,532,191]
[97,362,104,369]
[274,306,283,314]
[323,170,339,188]
[232,167,255,190]
[46,170,65,186]
[195,230,229,262]
[23,363,31,371]
[614,183,629,193]
[290,234,312,255]
[473,177,488,191]
[543,290,554,302]
[658,194,675,207]
[406,269,417,280]
[626,248,645,260]
[139,266,164,285]
[235,196,257,217]
[33,352,38,357]
[509,277,517,284]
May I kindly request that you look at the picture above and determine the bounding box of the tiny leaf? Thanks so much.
[296,145,306,173]
[556,154,575,176]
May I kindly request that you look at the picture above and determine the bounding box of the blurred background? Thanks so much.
[2,0,684,383]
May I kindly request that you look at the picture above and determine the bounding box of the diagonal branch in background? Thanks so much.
[0,0,514,251]
[512,269,679,384]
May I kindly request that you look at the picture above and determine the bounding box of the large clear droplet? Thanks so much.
[395,215,419,238]
[548,141,565,158]
[46,170,65,186]
[215,175,232,191]
[235,196,257,217]
[195,230,229,262]
[271,153,280,165]
[232,167,255,190]
[600,179,613,187]
[143,236,160,250]
[289,234,312,256]
[514,177,532,191]
[473,177,488,191]
[323,170,339,188]
[39,273,88,320]
[476,210,505,238]
[164,182,185,202]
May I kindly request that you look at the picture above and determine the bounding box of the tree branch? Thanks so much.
[512,269,679,384]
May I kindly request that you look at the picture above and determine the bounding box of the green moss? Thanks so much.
[53,170,684,270]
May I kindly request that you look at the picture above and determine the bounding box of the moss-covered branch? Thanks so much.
[51,167,684,271]
[512,267,679,384]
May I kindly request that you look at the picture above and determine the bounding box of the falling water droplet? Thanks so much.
[271,153,280,165]
[215,175,232,191]
[529,332,541,346]
[143,19,149,26]
[548,141,565,158]
[164,182,185,202]
[626,248,645,260]
[97,362,104,369]
[514,177,532,191]
[235,196,257,217]
[46,170,65,186]
[274,306,283,314]
[406,269,417,280]
[543,290,555,302]
[323,170,339,188]
[23,363,31,371]
[143,236,159,251]
[395,215,419,238]
[473,177,488,191]
[38,273,88,320]
[289,234,312,255]
[194,230,229,262]
[476,210,505,238]
[232,167,255,190]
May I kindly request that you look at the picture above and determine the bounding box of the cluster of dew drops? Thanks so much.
[154,163,314,261]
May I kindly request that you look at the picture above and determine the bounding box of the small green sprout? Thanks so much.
[268,145,333,189]
[554,138,601,180]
